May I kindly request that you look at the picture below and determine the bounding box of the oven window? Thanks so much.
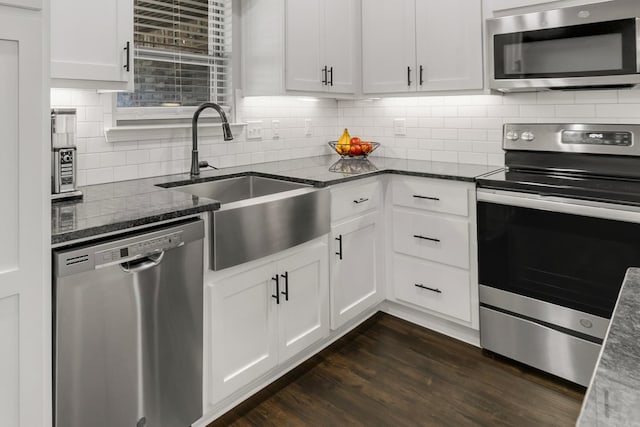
[477,202,640,318]
[494,18,637,79]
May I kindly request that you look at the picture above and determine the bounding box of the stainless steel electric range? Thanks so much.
[476,123,640,386]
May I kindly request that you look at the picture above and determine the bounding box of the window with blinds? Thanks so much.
[117,0,232,108]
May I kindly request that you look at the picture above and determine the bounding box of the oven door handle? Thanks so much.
[477,189,640,224]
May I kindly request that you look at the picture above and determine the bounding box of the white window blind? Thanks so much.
[117,0,232,108]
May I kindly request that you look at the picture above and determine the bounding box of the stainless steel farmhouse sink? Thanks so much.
[165,175,329,270]
[172,175,310,203]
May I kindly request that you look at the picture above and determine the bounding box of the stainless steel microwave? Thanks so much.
[487,0,640,92]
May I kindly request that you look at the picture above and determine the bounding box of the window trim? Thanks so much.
[112,0,236,126]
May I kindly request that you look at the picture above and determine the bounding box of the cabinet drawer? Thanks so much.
[394,255,471,322]
[331,179,381,222]
[392,177,469,216]
[393,209,469,268]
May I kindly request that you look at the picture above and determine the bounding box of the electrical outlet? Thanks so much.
[394,118,406,136]
[304,119,312,136]
[247,120,263,140]
[272,120,280,138]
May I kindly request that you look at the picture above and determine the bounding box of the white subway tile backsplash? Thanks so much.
[575,90,618,104]
[431,151,458,163]
[554,104,596,117]
[53,87,640,181]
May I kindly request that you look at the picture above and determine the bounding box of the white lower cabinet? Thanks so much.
[330,212,382,330]
[207,239,329,404]
[388,176,479,328]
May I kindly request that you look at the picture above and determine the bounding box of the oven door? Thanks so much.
[488,14,640,91]
[477,189,640,384]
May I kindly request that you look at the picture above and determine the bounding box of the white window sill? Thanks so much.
[104,122,247,143]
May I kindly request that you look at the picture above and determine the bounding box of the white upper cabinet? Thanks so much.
[243,0,358,96]
[320,0,358,94]
[415,0,483,92]
[362,0,415,94]
[50,0,134,90]
[285,0,324,92]
[362,0,483,94]
[284,0,358,94]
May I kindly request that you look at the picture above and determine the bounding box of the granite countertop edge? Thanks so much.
[577,267,640,426]
[52,156,498,245]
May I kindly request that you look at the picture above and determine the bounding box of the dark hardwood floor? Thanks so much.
[209,313,585,427]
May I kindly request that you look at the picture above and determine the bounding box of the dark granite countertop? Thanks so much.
[52,155,500,245]
[577,267,640,426]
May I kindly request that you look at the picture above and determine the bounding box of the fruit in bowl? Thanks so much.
[328,129,380,158]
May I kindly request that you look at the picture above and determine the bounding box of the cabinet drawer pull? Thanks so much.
[322,66,328,85]
[353,197,369,204]
[329,66,334,86]
[419,65,424,86]
[413,234,440,243]
[124,41,131,72]
[335,235,343,260]
[272,275,280,304]
[414,283,442,293]
[407,66,412,86]
[413,194,440,201]
[280,271,289,301]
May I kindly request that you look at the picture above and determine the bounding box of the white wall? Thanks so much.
[53,88,640,185]
[338,90,640,166]
[51,89,338,185]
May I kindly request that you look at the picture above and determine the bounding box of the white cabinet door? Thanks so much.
[0,7,48,427]
[324,0,357,94]
[208,263,278,403]
[362,0,416,94]
[50,0,133,89]
[285,0,324,92]
[277,242,329,362]
[415,0,483,92]
[330,212,381,329]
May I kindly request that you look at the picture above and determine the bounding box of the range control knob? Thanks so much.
[506,131,519,141]
[521,131,535,141]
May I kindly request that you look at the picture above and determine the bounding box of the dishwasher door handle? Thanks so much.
[120,251,165,273]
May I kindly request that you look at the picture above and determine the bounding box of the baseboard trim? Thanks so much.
[381,301,480,347]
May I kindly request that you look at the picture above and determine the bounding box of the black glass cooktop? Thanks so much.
[477,168,640,207]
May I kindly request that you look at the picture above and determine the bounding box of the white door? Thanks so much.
[277,242,329,362]
[50,0,133,88]
[415,0,483,92]
[330,212,381,329]
[285,0,325,92]
[0,6,49,427]
[208,263,278,403]
[362,0,416,94]
[324,0,357,94]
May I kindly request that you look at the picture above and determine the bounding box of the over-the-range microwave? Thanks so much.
[487,0,640,92]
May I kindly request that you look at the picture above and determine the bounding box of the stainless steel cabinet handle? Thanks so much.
[272,275,280,304]
[280,271,289,301]
[124,41,131,72]
[414,283,442,293]
[120,251,164,273]
[413,234,440,243]
[322,66,328,85]
[353,197,369,204]
[335,235,343,260]
[413,195,440,201]
[407,66,412,86]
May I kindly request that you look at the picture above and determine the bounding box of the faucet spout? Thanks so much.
[191,102,234,176]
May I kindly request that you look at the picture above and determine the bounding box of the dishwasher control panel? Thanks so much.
[95,231,183,267]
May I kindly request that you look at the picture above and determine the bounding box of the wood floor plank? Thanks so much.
[210,313,584,427]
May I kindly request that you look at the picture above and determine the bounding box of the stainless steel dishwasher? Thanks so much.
[53,219,204,427]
